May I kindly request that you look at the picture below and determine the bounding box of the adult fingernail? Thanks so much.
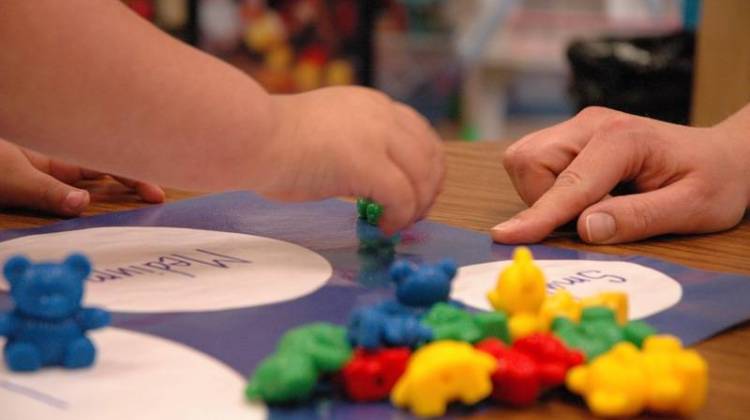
[492,217,521,233]
[585,212,616,243]
[64,190,87,211]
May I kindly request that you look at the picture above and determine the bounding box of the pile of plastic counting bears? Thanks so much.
[1,203,709,420]
[242,222,709,419]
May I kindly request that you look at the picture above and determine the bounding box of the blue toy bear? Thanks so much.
[347,259,458,349]
[390,258,457,308]
[347,301,433,350]
[0,254,110,372]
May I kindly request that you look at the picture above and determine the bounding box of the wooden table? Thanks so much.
[2,142,749,419]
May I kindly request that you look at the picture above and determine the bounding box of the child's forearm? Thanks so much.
[0,0,277,191]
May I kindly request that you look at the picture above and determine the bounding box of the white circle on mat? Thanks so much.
[0,227,332,313]
[0,328,264,420]
[451,259,683,320]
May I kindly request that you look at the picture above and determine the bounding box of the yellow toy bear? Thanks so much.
[487,247,633,339]
[391,341,497,418]
[566,335,708,417]
[538,289,581,330]
[580,291,629,325]
[487,247,547,340]
[539,290,630,330]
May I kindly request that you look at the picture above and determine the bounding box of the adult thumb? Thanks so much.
[577,183,695,244]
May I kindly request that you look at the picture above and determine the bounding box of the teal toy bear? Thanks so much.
[1,254,110,372]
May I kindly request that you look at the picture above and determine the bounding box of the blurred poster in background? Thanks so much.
[122,0,196,42]
[120,1,699,139]
[123,0,374,93]
[120,0,460,131]
[197,0,371,93]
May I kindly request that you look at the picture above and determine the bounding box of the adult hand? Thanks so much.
[492,106,750,244]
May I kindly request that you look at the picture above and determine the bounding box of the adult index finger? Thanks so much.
[492,119,648,243]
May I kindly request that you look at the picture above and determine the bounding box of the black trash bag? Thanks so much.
[567,31,694,124]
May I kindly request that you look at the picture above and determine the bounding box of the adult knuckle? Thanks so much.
[502,141,537,171]
[677,181,720,227]
[599,117,630,135]
[576,106,611,121]
[554,170,584,189]
[548,170,591,209]
[597,114,643,139]
[685,179,714,202]
[626,198,657,234]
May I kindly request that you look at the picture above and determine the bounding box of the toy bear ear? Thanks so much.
[3,255,31,286]
[438,259,457,280]
[64,254,92,281]
[389,260,414,284]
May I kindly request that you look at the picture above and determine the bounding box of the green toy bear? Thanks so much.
[245,323,352,404]
[552,306,656,361]
[356,198,383,226]
[422,303,510,345]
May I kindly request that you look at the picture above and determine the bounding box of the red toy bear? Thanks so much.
[514,333,585,386]
[340,347,411,402]
[476,333,584,406]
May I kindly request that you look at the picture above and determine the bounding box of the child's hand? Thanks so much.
[493,107,750,244]
[259,87,445,234]
[0,139,164,216]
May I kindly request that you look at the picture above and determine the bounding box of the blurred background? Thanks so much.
[121,0,701,140]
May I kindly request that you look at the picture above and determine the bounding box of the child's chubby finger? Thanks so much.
[420,143,446,220]
[109,175,166,203]
[393,103,442,152]
[409,107,446,220]
[74,169,165,203]
[0,168,91,217]
[0,141,89,216]
[390,103,444,222]
[384,134,431,218]
[20,151,165,204]
[367,163,419,235]
[21,150,90,185]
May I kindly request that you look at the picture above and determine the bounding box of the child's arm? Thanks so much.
[0,1,276,191]
[0,1,443,233]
